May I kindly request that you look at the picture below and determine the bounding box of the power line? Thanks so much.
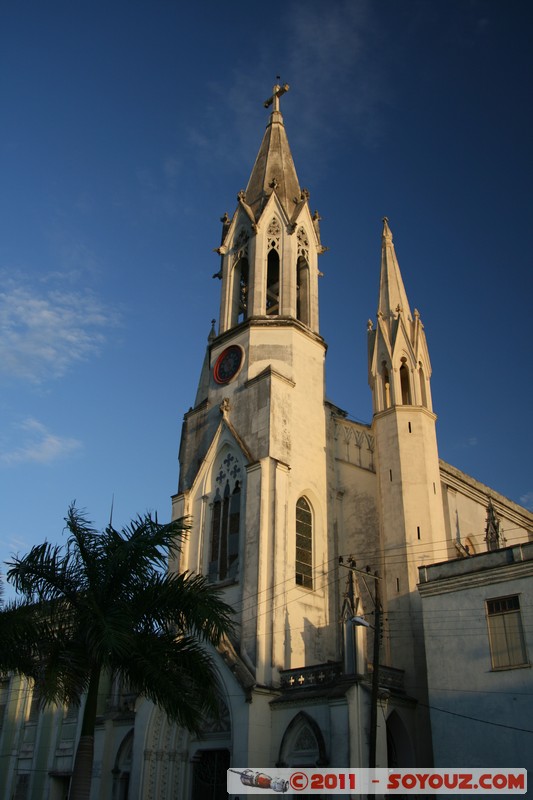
[421,701,533,735]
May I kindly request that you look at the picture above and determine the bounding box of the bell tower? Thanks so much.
[172,85,333,688]
[368,220,446,760]
[216,83,324,336]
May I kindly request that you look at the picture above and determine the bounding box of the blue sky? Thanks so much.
[1,0,532,594]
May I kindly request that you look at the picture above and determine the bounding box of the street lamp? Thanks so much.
[340,561,382,774]
[352,608,381,771]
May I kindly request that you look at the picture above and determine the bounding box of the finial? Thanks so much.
[264,81,290,113]
[382,216,392,235]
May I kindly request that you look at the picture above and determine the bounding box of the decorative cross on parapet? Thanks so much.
[264,82,290,112]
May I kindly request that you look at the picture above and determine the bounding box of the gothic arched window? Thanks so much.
[296,256,310,325]
[296,227,310,325]
[295,497,313,589]
[208,452,242,583]
[381,361,391,409]
[231,256,249,326]
[400,359,411,405]
[266,217,281,315]
[278,711,328,767]
[266,249,280,315]
[418,362,428,408]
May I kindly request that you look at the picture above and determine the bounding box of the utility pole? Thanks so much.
[339,560,383,772]
[368,571,381,770]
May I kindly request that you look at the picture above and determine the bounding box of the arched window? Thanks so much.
[296,256,310,325]
[296,227,310,325]
[418,362,428,407]
[400,359,411,405]
[208,452,242,583]
[266,249,280,315]
[381,361,391,409]
[231,256,249,326]
[278,711,328,767]
[295,497,313,589]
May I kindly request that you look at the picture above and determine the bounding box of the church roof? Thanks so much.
[244,84,301,221]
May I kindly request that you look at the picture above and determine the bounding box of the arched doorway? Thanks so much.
[112,729,133,800]
[386,710,414,767]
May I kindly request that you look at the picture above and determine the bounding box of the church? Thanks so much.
[131,85,532,798]
[1,84,531,800]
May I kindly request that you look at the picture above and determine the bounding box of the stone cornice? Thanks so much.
[419,557,533,597]
[245,364,295,390]
[439,460,533,527]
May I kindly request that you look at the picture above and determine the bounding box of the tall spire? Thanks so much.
[378,218,412,322]
[244,83,301,221]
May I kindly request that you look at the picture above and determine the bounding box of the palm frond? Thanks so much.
[0,505,235,740]
[117,630,223,733]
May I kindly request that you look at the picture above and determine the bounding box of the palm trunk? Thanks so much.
[68,664,101,800]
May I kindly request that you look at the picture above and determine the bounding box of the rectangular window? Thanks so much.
[486,595,528,669]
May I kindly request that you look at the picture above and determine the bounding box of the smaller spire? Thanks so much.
[377,217,412,322]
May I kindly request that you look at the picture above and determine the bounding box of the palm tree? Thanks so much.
[1,505,235,800]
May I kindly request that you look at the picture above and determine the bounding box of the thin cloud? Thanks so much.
[0,274,119,383]
[190,0,385,178]
[284,0,386,149]
[0,418,82,466]
[519,492,533,512]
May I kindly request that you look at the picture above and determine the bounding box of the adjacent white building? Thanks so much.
[418,541,533,771]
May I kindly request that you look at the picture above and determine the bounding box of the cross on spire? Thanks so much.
[264,81,290,112]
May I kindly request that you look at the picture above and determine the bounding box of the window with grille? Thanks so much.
[486,595,528,669]
[295,497,313,589]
